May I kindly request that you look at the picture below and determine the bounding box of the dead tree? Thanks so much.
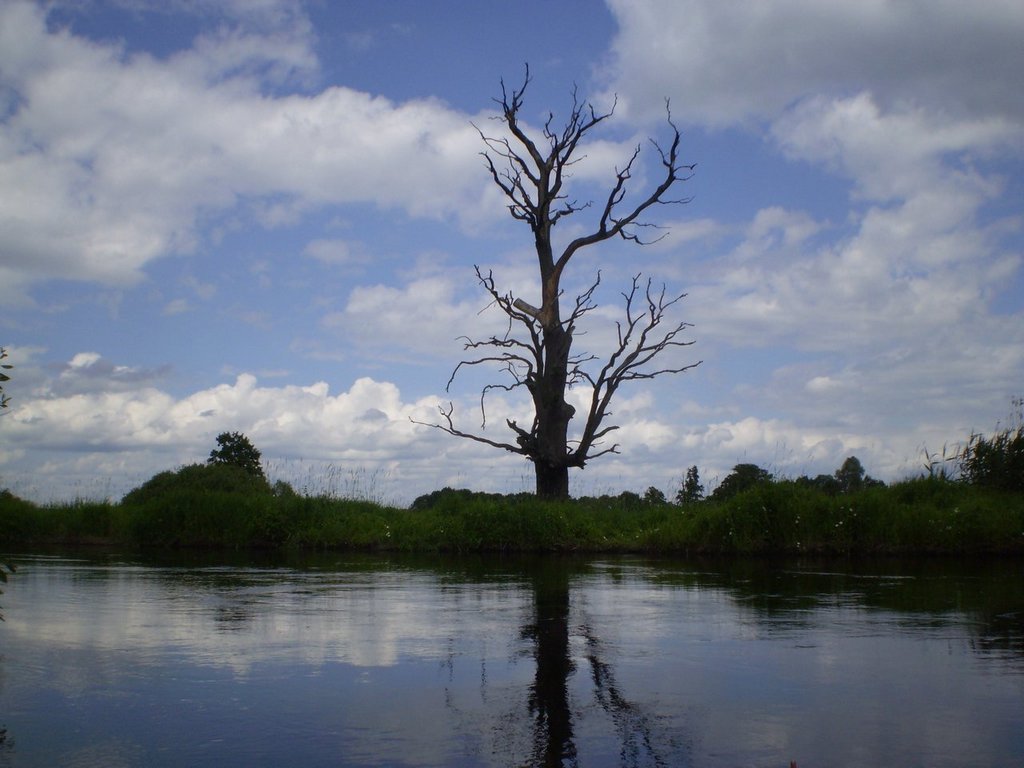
[424,69,700,499]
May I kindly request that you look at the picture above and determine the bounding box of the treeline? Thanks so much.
[647,455,885,508]
[1,425,1022,555]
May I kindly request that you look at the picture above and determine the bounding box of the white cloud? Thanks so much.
[0,357,462,501]
[303,238,365,266]
[602,0,1024,126]
[772,93,1021,202]
[327,275,507,363]
[1,342,1015,505]
[680,88,1021,359]
[0,2,490,291]
[162,298,191,316]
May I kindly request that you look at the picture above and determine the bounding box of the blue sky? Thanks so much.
[2,0,1022,504]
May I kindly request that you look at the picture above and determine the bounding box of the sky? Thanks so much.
[2,0,1022,505]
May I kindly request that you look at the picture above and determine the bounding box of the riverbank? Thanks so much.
[2,477,1022,555]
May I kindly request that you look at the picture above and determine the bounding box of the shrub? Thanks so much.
[0,489,42,542]
[123,463,271,506]
[121,463,275,547]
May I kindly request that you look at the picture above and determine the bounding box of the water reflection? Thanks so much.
[521,559,670,767]
[0,552,1021,767]
[523,559,576,766]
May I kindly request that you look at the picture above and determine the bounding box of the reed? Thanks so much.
[1,473,1021,554]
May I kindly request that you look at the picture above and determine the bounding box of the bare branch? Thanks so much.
[411,402,526,456]
[572,275,701,463]
[558,102,694,271]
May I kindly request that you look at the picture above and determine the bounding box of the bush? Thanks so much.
[123,463,271,506]
[0,489,42,542]
[121,463,275,547]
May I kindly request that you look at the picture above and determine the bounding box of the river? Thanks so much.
[0,552,1021,767]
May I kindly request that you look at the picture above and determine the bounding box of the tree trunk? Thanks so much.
[532,324,573,499]
[535,458,570,499]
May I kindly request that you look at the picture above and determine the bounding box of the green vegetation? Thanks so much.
[207,431,265,481]
[956,398,1024,493]
[0,474,1020,555]
[676,465,704,505]
[709,463,773,501]
[1,431,1022,555]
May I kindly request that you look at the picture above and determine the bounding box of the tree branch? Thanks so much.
[572,275,701,464]
[411,402,527,456]
[558,105,694,273]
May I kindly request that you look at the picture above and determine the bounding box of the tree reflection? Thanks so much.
[523,560,576,766]
[521,559,671,768]
[582,628,666,768]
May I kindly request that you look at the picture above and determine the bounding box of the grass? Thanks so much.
[1,477,1022,555]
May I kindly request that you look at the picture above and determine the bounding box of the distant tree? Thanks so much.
[709,463,772,502]
[207,431,265,480]
[272,479,298,498]
[833,456,884,493]
[616,490,643,509]
[834,456,866,494]
[675,465,704,505]
[0,347,12,411]
[643,486,667,505]
[797,473,841,496]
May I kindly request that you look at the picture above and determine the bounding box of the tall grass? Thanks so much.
[3,442,1024,554]
[1,477,1021,554]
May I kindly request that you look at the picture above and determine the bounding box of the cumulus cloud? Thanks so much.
[0,2,490,291]
[772,93,1021,201]
[325,275,509,363]
[42,351,171,396]
[0,344,1003,505]
[0,357,477,502]
[602,0,1024,126]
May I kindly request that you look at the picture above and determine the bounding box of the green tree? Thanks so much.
[676,465,703,505]
[833,456,884,493]
[710,463,772,501]
[797,473,841,495]
[835,456,865,494]
[0,347,12,410]
[643,486,667,504]
[423,69,699,499]
[207,431,265,480]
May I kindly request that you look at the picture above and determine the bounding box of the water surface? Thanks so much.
[0,553,1021,767]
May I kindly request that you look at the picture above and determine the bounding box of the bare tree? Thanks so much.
[423,69,700,499]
